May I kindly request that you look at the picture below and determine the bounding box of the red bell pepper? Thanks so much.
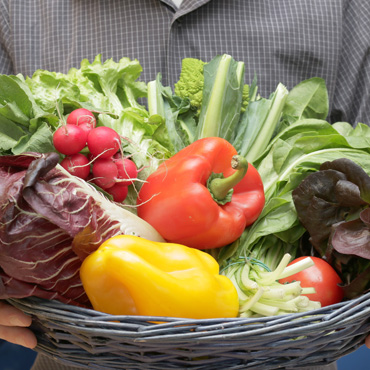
[137,137,265,249]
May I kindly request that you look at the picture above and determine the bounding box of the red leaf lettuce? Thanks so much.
[292,158,370,298]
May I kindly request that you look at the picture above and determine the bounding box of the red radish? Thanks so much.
[106,182,129,202]
[60,153,90,179]
[87,126,121,158]
[53,124,88,155]
[67,108,96,136]
[85,172,95,183]
[92,157,118,189]
[67,108,96,126]
[87,152,96,162]
[114,156,138,185]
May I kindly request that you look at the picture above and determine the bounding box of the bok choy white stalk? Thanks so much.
[221,254,320,317]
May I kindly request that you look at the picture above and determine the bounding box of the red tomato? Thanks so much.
[279,256,343,307]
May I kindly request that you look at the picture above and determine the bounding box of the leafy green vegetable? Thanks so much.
[147,54,247,149]
[0,55,175,184]
[241,120,370,252]
[232,83,289,163]
[232,77,329,164]
[219,116,370,314]
[292,157,370,298]
[147,74,196,153]
[0,75,55,155]
[282,77,329,125]
[78,55,147,112]
[148,56,331,171]
[197,54,245,141]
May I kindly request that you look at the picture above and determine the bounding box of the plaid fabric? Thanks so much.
[0,0,369,125]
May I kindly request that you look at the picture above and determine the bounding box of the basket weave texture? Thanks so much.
[7,293,370,370]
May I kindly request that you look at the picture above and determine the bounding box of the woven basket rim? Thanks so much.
[6,292,370,370]
[7,289,370,330]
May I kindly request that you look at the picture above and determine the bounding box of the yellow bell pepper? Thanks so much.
[80,235,239,319]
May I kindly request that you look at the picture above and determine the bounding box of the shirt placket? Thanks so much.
[159,0,212,84]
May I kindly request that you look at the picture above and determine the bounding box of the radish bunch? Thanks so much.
[54,108,138,203]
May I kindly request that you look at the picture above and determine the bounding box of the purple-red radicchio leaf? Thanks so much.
[0,152,164,306]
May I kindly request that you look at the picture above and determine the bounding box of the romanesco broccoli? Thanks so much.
[174,58,206,114]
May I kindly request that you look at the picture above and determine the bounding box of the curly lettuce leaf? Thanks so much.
[0,75,56,155]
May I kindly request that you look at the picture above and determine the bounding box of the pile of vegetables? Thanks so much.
[0,55,173,205]
[1,54,370,320]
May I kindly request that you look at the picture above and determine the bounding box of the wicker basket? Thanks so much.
[7,292,370,370]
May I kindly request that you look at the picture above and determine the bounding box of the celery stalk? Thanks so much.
[302,287,316,295]
[279,257,314,280]
[197,54,244,141]
[259,298,299,312]
[198,54,232,138]
[249,301,280,316]
[147,79,165,117]
[233,82,289,163]
[244,83,288,163]
[222,254,320,317]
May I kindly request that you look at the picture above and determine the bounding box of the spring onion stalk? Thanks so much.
[221,253,321,317]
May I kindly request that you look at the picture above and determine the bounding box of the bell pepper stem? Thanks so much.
[209,155,248,202]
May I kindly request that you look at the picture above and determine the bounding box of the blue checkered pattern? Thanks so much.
[0,0,369,126]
